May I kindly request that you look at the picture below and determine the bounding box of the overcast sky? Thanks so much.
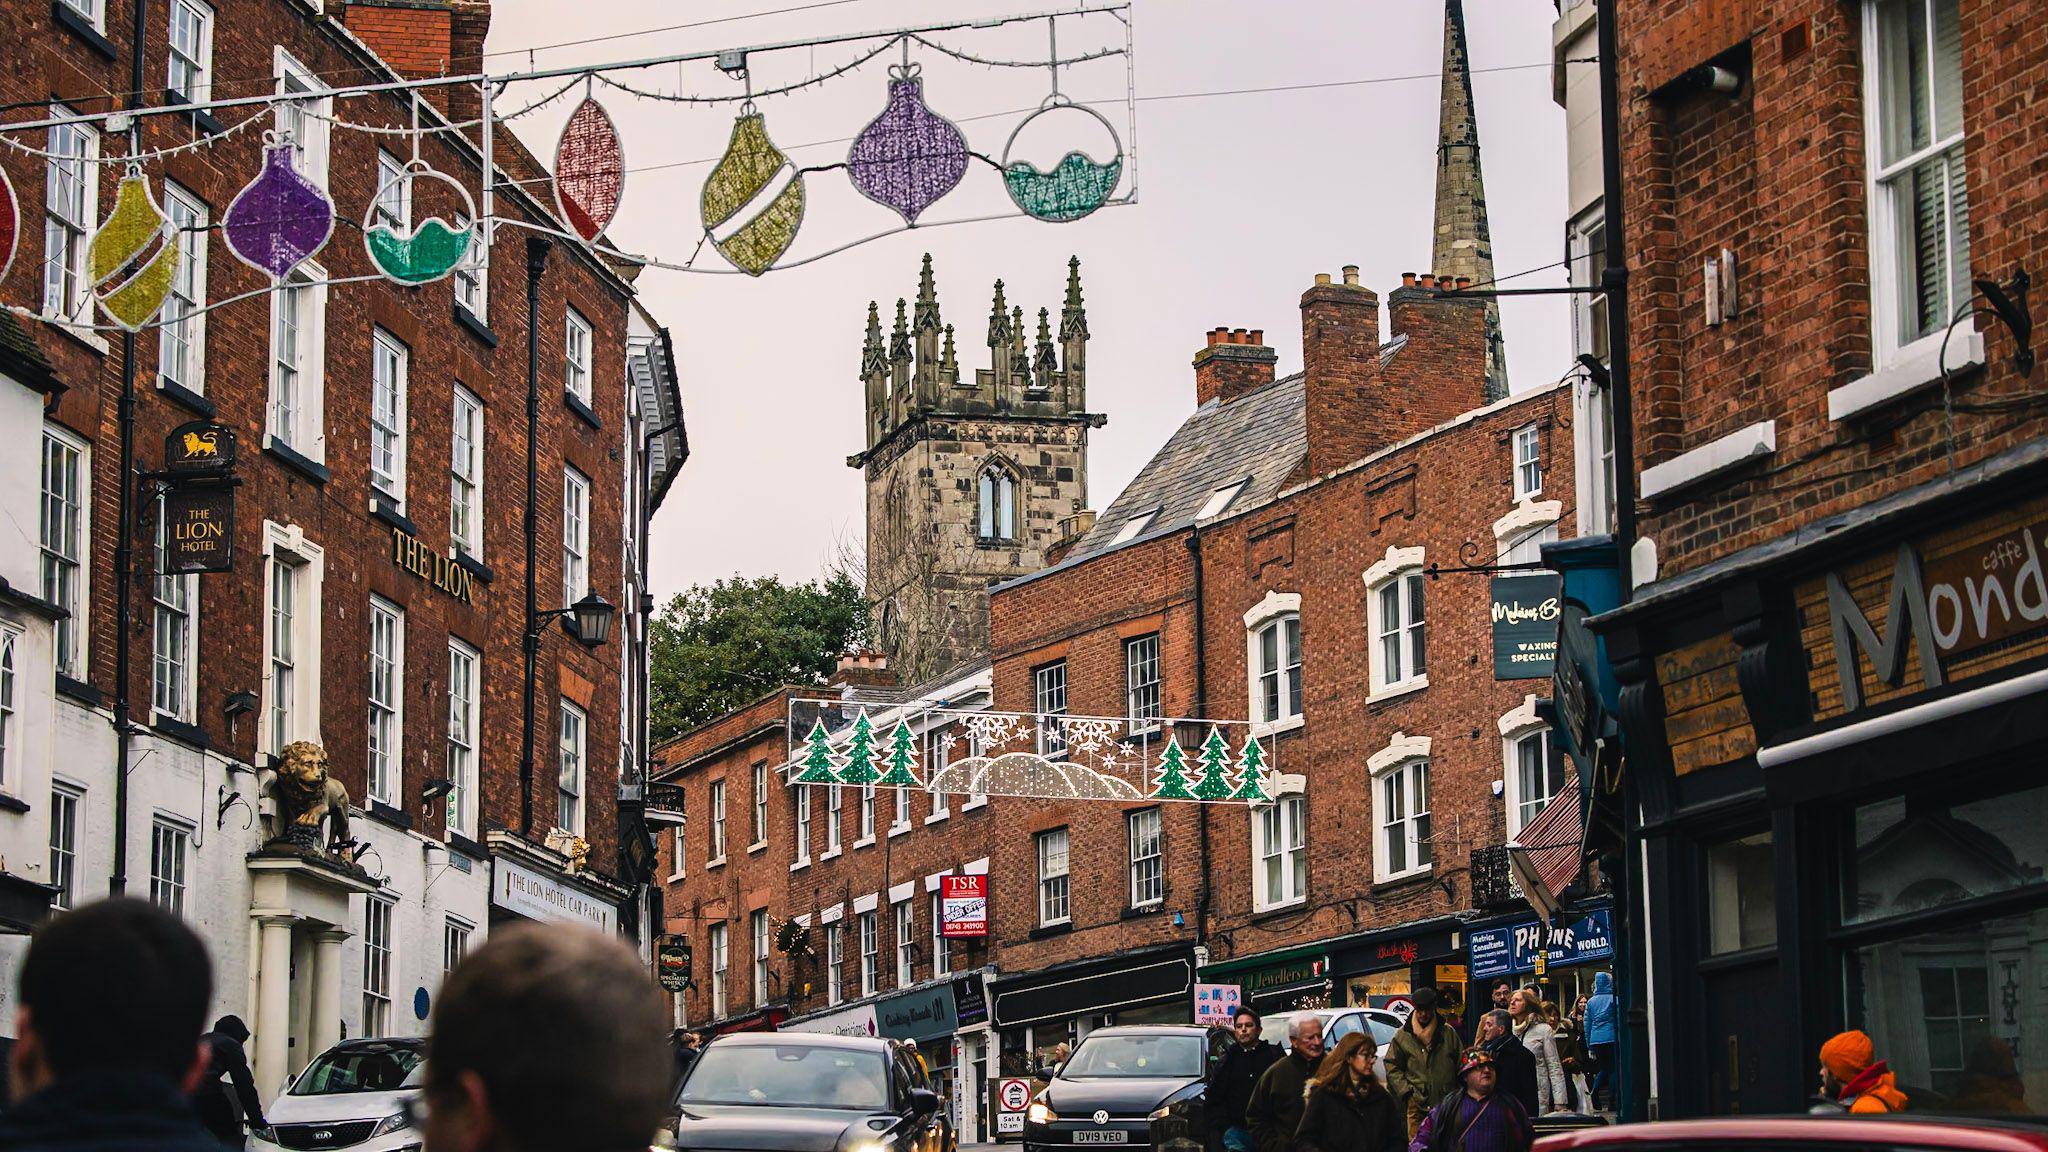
[484,0,1571,600]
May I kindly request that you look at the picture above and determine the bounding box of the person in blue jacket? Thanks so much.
[1582,972,1617,1112]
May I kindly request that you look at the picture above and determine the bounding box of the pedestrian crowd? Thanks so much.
[0,897,670,1152]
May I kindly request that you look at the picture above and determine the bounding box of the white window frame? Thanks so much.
[41,427,89,679]
[166,0,214,102]
[826,784,843,854]
[894,898,915,988]
[1252,794,1307,911]
[751,909,771,1009]
[1111,506,1159,545]
[751,761,769,848]
[450,385,484,556]
[41,111,99,327]
[1035,660,1068,757]
[565,307,593,405]
[708,779,728,864]
[1197,478,1249,521]
[1125,633,1162,730]
[267,262,328,460]
[557,699,586,834]
[0,631,14,787]
[709,922,729,1018]
[445,638,479,837]
[260,523,323,759]
[159,182,209,395]
[858,784,875,845]
[57,0,103,30]
[372,149,411,232]
[150,816,191,917]
[1128,807,1163,908]
[1568,206,1609,365]
[363,894,394,1036]
[793,785,813,865]
[49,784,81,910]
[669,824,686,881]
[370,327,408,505]
[1037,827,1071,926]
[152,512,198,723]
[443,915,472,976]
[1364,547,1429,699]
[1861,0,1970,368]
[976,462,1018,541]
[929,890,952,977]
[562,466,590,608]
[1244,592,1304,736]
[826,922,845,1005]
[924,728,950,823]
[367,597,403,807]
[454,212,488,320]
[1513,423,1543,500]
[1500,696,1563,839]
[859,909,880,997]
[1369,734,1435,883]
[274,49,331,189]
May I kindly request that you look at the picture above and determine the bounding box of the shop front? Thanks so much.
[1199,940,1335,1017]
[1465,901,1616,1017]
[1596,454,2048,1117]
[989,943,1197,1079]
[1328,920,1465,1019]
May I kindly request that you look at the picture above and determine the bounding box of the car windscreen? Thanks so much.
[290,1044,425,1094]
[1061,1035,1203,1078]
[678,1044,891,1111]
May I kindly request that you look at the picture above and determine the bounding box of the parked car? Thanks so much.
[1260,1006,1404,1086]
[1538,1116,2048,1152]
[661,1032,948,1152]
[248,1037,425,1152]
[1026,1025,1212,1152]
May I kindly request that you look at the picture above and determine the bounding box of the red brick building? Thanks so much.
[1587,0,2048,1118]
[0,0,681,1099]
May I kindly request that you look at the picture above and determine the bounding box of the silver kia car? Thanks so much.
[248,1037,426,1152]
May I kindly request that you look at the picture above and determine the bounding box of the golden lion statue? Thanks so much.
[271,740,352,853]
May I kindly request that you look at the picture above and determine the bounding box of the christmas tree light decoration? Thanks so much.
[1230,733,1272,803]
[0,165,18,287]
[1150,736,1196,801]
[223,133,334,282]
[553,97,625,244]
[701,110,805,276]
[846,68,969,225]
[928,751,1143,801]
[87,168,180,332]
[877,719,923,788]
[837,709,881,785]
[794,720,841,785]
[1001,100,1123,223]
[1191,727,1236,801]
[363,161,476,285]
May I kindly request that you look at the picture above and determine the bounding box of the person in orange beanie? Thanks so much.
[1817,1030,1908,1114]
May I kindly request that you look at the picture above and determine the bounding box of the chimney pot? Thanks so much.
[1402,272,1417,287]
[1249,329,1264,344]
[1193,321,1277,406]
[1456,276,1472,290]
[1232,327,1248,344]
[1342,265,1360,287]
[1314,272,1332,286]
[1420,274,1437,290]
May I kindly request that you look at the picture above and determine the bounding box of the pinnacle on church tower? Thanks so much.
[1060,255,1088,340]
[890,299,912,363]
[987,280,1012,350]
[1033,307,1058,391]
[914,253,941,332]
[1433,0,1510,403]
[861,300,886,377]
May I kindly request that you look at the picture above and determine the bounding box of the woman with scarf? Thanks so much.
[1509,989,1567,1115]
[1294,1033,1405,1152]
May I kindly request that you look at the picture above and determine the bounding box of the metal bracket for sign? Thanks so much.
[1424,559,1551,580]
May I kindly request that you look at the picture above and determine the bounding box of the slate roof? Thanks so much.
[0,307,60,395]
[1065,336,1409,563]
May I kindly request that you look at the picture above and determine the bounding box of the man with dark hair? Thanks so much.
[420,923,671,1152]
[0,898,221,1151]
[1477,1009,1538,1116]
[1206,1005,1280,1152]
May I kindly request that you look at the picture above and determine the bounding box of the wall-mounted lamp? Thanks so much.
[223,691,258,746]
[420,777,456,816]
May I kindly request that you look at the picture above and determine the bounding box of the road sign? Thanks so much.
[996,1076,1031,1134]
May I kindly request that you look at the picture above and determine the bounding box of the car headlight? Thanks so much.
[369,1110,414,1138]
[1147,1104,1173,1121]
[1027,1101,1057,1126]
[249,1127,277,1144]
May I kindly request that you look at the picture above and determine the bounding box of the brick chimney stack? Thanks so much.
[1300,265,1381,476]
[342,1,493,122]
[1386,271,1489,425]
[1193,326,1277,407]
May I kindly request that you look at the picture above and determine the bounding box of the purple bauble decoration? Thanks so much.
[224,141,335,281]
[847,74,969,225]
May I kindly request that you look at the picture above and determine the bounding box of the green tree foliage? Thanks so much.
[649,570,868,742]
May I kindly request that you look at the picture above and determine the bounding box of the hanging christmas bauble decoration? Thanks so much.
[846,67,968,225]
[701,109,805,277]
[1001,98,1123,224]
[223,132,334,281]
[363,161,477,285]
[553,97,624,244]
[0,163,18,287]
[87,167,180,331]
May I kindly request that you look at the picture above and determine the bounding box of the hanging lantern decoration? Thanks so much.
[0,163,18,287]
[553,97,624,244]
[846,66,968,225]
[223,132,334,281]
[87,167,180,332]
[1001,99,1124,224]
[363,161,477,285]
[701,108,805,277]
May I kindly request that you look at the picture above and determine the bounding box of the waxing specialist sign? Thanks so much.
[1492,574,1562,679]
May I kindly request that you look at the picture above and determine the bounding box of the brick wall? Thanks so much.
[341,2,454,79]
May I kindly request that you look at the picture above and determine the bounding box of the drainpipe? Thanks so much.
[1185,524,1211,949]
[109,0,149,897]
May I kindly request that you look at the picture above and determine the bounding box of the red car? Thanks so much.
[1540,1117,2048,1152]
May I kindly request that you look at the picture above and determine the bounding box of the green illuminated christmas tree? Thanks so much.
[838,710,881,785]
[794,719,841,785]
[1192,727,1236,800]
[877,719,922,788]
[1150,736,1196,800]
[1230,733,1271,802]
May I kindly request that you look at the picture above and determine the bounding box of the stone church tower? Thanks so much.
[850,255,1103,684]
[1433,0,1510,402]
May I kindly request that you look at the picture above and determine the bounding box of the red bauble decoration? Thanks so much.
[553,98,624,243]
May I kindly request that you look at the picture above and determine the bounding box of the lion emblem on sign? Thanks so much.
[181,430,220,458]
[269,740,352,853]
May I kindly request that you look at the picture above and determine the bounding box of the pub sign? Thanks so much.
[162,484,235,574]
[1491,574,1562,679]
[655,936,692,993]
[164,421,236,474]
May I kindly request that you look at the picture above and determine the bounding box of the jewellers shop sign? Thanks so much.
[1492,574,1562,680]
[1805,499,2048,720]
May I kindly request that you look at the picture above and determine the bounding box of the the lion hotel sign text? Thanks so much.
[492,856,615,934]
[391,527,477,605]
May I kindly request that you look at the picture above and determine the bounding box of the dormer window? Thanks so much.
[1198,478,1248,521]
[977,462,1018,541]
[1111,506,1160,545]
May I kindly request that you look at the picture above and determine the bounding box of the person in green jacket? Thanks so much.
[1385,987,1463,1137]
[1245,1014,1325,1152]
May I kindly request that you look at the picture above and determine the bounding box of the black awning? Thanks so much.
[0,871,58,935]
[989,945,1195,1029]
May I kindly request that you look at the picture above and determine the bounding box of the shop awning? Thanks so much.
[988,944,1194,1029]
[1508,776,1585,922]
[0,871,57,935]
[1199,938,1334,979]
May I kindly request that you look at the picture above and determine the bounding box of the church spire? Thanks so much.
[1433,0,1509,402]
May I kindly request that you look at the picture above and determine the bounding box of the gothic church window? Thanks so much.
[977,462,1018,541]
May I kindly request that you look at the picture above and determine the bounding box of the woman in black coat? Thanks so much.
[1294,1033,1405,1152]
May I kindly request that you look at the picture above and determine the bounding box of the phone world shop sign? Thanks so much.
[492,856,615,935]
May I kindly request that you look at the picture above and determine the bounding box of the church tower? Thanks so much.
[1433,0,1510,402]
[851,255,1104,684]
